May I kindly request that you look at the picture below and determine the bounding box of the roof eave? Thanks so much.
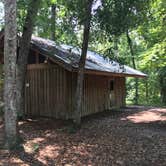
[72,68,147,78]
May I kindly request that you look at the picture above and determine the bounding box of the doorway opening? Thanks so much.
[109,80,115,107]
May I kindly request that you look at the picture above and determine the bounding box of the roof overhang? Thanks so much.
[31,42,147,78]
[72,68,147,78]
[0,31,148,78]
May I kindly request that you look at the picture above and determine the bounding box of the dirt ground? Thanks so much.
[0,106,166,166]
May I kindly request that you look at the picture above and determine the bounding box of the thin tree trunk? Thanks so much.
[73,0,93,126]
[159,67,166,105]
[135,78,138,105]
[113,37,119,60]
[145,80,149,104]
[50,4,56,41]
[161,87,166,105]
[4,0,18,149]
[126,30,139,105]
[16,0,41,118]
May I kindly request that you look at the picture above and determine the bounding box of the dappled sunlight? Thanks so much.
[39,145,61,158]
[18,119,40,126]
[28,137,45,143]
[9,157,29,166]
[23,137,45,154]
[18,121,26,125]
[37,145,62,164]
[0,150,29,166]
[0,150,9,166]
[37,143,95,165]
[121,109,166,123]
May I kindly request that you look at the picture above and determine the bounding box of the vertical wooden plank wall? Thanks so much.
[25,64,126,119]
[78,75,125,117]
[80,75,109,117]
[25,64,67,119]
[67,74,110,118]
[114,77,126,107]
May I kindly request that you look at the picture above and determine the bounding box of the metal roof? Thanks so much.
[31,36,147,78]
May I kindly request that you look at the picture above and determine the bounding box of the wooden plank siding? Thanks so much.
[81,75,109,117]
[66,73,110,118]
[25,64,126,119]
[114,77,126,108]
[25,64,67,119]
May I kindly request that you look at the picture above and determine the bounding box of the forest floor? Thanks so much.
[0,106,166,166]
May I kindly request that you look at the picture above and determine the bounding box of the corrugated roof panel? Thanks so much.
[31,36,147,77]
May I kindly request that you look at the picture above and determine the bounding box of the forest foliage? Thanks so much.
[0,0,165,106]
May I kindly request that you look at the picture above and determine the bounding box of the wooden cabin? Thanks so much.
[0,32,147,119]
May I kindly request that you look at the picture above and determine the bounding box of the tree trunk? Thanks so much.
[161,88,166,105]
[4,0,18,149]
[16,0,41,118]
[145,80,149,104]
[50,4,56,41]
[113,37,119,60]
[126,30,139,105]
[73,0,93,126]
[159,67,166,105]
